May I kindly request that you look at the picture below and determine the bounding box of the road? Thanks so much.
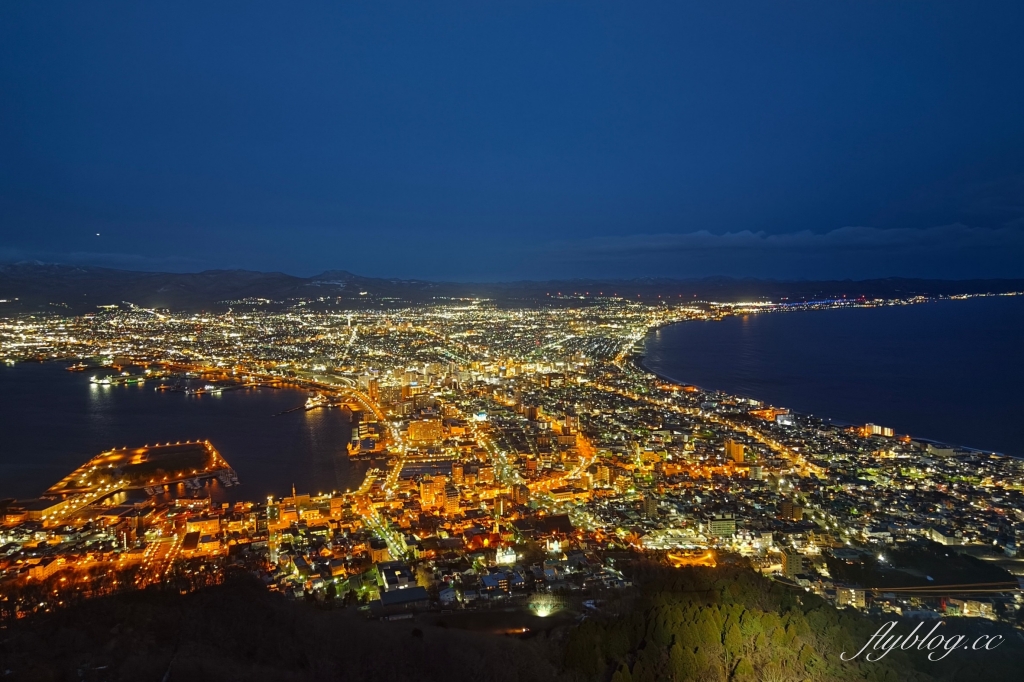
[133,535,182,589]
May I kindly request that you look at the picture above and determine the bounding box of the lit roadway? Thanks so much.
[591,382,823,478]
[134,534,182,589]
[474,426,523,487]
[606,316,824,477]
[526,430,599,495]
[40,479,129,525]
[362,507,407,561]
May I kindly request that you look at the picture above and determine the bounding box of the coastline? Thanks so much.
[633,298,1018,457]
[0,361,364,501]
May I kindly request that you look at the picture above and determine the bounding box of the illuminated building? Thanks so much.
[407,419,443,446]
[864,423,894,438]
[419,475,435,509]
[782,549,804,578]
[706,513,736,537]
[724,438,745,463]
[378,561,415,592]
[836,587,866,609]
[431,475,447,504]
[369,538,391,563]
[512,484,530,505]
[495,545,516,565]
[443,484,460,515]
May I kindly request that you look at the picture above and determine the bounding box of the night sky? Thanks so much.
[2,2,1023,281]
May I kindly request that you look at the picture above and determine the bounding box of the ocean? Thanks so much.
[0,363,365,501]
[642,295,1024,457]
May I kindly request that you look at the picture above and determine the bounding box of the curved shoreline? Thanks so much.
[632,301,1016,456]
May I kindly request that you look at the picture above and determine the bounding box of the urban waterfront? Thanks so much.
[0,362,364,501]
[3,292,1024,677]
[643,295,1024,458]
[5,4,1024,677]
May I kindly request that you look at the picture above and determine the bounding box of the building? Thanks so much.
[642,494,658,519]
[407,419,443,446]
[864,423,894,438]
[451,463,464,484]
[495,545,516,565]
[20,498,65,523]
[376,585,430,614]
[724,439,745,463]
[512,484,530,505]
[782,549,804,578]
[836,586,866,609]
[369,538,391,563]
[775,413,795,427]
[929,526,959,545]
[431,475,447,504]
[779,500,803,522]
[707,513,736,537]
[377,561,415,592]
[419,475,435,509]
[444,484,460,515]
[28,557,61,581]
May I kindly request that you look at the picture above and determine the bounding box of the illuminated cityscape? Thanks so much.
[3,291,1023,629]
[3,2,1024,676]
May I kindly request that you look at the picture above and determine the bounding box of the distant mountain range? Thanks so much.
[1,261,1022,313]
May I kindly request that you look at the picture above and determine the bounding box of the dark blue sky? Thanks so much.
[2,2,1023,280]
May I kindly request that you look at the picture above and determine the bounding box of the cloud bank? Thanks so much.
[530,224,1024,280]
[3,224,1023,282]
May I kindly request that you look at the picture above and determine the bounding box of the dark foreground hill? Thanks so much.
[0,572,567,682]
[2,261,1022,313]
[3,564,1021,682]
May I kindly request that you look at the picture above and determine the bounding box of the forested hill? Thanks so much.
[2,261,1022,313]
[1,564,1021,681]
[566,563,1023,682]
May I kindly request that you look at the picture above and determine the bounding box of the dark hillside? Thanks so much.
[2,262,1022,313]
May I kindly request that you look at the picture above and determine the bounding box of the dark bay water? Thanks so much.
[643,296,1024,457]
[0,363,366,501]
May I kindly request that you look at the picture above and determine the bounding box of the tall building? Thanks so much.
[512,483,530,505]
[369,538,391,563]
[707,513,736,537]
[431,475,447,505]
[419,475,435,509]
[443,484,460,515]
[495,494,510,518]
[642,494,658,519]
[451,463,464,484]
[782,549,804,578]
[864,423,894,438]
[724,438,745,463]
[779,500,803,521]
